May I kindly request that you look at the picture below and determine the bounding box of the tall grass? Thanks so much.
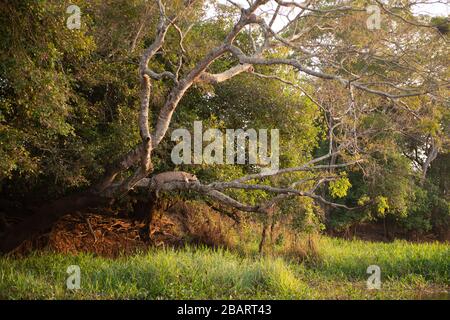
[0,248,307,299]
[314,237,450,282]
[0,237,448,300]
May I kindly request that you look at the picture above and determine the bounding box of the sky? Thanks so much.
[212,0,449,32]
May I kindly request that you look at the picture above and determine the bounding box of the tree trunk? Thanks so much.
[132,192,158,241]
[258,208,274,255]
[269,217,276,245]
[258,222,269,255]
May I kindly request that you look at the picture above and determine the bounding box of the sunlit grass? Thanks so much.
[315,237,449,282]
[0,237,448,300]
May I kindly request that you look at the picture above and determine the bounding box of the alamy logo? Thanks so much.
[66,265,81,290]
[171,121,279,173]
[366,5,381,30]
[66,5,81,30]
[366,265,381,290]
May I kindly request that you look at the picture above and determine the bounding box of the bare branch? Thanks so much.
[228,45,429,99]
[197,64,254,84]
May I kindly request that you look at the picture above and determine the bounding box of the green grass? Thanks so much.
[314,237,449,282]
[0,237,448,299]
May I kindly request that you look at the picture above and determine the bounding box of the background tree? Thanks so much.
[0,0,448,253]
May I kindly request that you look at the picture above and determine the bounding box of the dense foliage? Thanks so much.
[0,0,448,239]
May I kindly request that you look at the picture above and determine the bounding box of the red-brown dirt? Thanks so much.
[10,201,238,257]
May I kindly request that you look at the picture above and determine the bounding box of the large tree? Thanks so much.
[0,0,448,253]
